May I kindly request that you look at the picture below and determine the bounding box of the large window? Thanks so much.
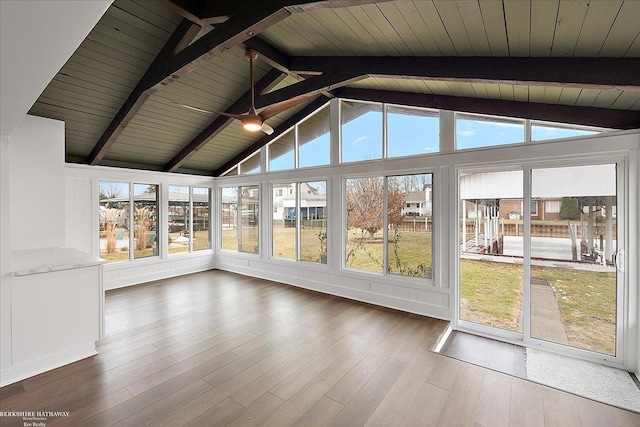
[192,187,211,251]
[345,173,433,279]
[456,113,525,150]
[341,100,382,163]
[240,151,261,175]
[168,186,211,254]
[227,100,613,175]
[387,105,439,158]
[168,185,190,254]
[268,129,295,171]
[272,181,327,264]
[299,104,331,168]
[99,181,130,262]
[98,181,158,262]
[133,184,159,259]
[221,187,238,251]
[220,185,259,253]
[531,122,601,141]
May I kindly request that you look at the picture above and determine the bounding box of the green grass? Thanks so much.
[532,265,616,355]
[346,230,433,277]
[460,259,616,355]
[271,226,327,262]
[221,227,259,253]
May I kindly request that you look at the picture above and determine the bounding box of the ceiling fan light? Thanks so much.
[242,117,262,132]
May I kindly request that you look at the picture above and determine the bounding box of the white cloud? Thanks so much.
[353,136,368,145]
[457,130,475,137]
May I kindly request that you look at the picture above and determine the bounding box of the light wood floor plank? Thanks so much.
[509,377,546,427]
[182,398,243,427]
[474,368,512,427]
[435,360,486,425]
[292,396,345,427]
[269,333,362,401]
[231,335,336,407]
[1,270,638,427]
[328,356,408,426]
[400,382,450,427]
[225,392,284,426]
[365,349,438,426]
[263,352,363,426]
[542,387,581,427]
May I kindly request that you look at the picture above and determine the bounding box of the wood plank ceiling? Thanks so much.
[28,0,640,176]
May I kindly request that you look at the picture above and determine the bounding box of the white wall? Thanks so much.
[1,115,67,373]
[10,115,66,250]
[0,135,12,371]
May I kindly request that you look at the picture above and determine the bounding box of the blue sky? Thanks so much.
[247,106,603,173]
[268,108,599,170]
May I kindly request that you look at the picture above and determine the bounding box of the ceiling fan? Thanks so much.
[174,49,309,135]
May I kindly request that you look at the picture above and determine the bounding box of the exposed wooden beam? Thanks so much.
[88,7,293,166]
[160,0,214,30]
[141,6,289,91]
[165,69,287,172]
[337,87,640,130]
[243,37,292,75]
[213,96,328,176]
[87,19,201,165]
[255,71,365,110]
[290,57,640,91]
[243,36,333,99]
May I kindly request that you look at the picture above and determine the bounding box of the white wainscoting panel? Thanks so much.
[216,253,451,320]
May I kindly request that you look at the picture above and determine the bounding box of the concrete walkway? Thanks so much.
[530,278,568,344]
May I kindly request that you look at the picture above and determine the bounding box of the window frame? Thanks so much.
[270,179,328,265]
[219,184,261,254]
[342,171,434,282]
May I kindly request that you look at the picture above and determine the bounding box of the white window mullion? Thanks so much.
[129,182,134,261]
[383,176,389,275]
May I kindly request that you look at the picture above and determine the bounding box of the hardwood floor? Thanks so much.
[1,269,638,426]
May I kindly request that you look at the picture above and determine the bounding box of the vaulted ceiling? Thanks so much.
[28,0,640,176]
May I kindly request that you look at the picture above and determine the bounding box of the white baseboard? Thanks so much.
[104,258,215,290]
[0,342,96,387]
[216,261,451,321]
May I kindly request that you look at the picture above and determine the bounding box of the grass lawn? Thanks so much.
[346,230,432,277]
[272,226,327,262]
[460,259,523,332]
[221,227,259,253]
[532,265,616,355]
[460,259,616,355]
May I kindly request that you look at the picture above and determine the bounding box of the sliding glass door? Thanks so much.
[458,169,524,337]
[529,164,621,357]
[458,161,624,361]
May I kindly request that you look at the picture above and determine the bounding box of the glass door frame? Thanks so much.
[454,154,628,368]
[454,164,527,345]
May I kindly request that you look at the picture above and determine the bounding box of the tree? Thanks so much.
[559,197,582,220]
[346,177,405,240]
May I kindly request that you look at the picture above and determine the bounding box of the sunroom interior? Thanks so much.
[1,0,639,421]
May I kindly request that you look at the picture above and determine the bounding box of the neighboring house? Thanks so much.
[273,182,327,221]
[402,188,432,217]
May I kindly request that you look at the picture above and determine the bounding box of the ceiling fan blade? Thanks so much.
[261,123,274,135]
[259,96,311,120]
[218,112,247,120]
[171,101,216,114]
